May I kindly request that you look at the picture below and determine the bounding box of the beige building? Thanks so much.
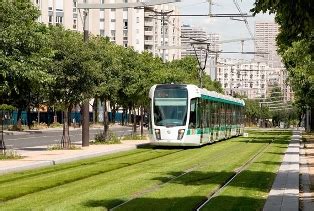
[255,22,283,68]
[216,58,268,99]
[32,0,181,60]
[144,4,181,61]
[181,24,220,80]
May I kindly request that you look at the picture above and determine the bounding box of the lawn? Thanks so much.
[0,131,291,210]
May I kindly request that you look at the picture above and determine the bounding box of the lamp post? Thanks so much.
[82,9,90,147]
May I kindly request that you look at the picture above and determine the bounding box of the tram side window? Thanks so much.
[189,98,197,128]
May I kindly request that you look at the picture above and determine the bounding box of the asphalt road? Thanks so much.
[3,127,137,149]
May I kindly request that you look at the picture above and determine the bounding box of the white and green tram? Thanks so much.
[148,84,245,146]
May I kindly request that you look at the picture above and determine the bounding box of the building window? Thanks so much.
[100,30,105,36]
[73,19,77,29]
[49,15,53,23]
[136,39,139,44]
[100,18,105,22]
[111,30,116,41]
[111,8,116,12]
[124,21,128,29]
[136,17,139,23]
[111,19,116,22]
[56,16,63,24]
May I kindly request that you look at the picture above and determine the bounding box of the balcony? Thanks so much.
[144,30,153,36]
[144,40,153,46]
[144,21,153,27]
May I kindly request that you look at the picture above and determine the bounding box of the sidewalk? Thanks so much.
[263,130,301,211]
[0,139,150,175]
[2,123,132,135]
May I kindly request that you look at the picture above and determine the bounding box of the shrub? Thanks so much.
[49,122,63,128]
[47,144,81,150]
[8,125,25,131]
[93,131,121,144]
[32,121,48,129]
[0,149,22,160]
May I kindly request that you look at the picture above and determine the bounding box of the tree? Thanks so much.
[0,0,53,129]
[252,0,313,131]
[47,26,101,148]
[93,37,124,139]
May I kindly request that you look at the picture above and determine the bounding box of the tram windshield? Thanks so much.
[153,87,188,127]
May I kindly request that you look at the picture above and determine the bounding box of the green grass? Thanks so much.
[0,131,291,210]
[200,132,291,210]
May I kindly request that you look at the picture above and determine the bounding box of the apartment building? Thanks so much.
[181,24,220,79]
[144,4,181,61]
[255,22,283,68]
[32,0,181,60]
[216,58,268,99]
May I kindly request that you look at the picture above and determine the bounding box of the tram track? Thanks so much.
[109,139,272,210]
[195,139,274,211]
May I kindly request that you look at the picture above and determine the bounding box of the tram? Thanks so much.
[148,84,245,146]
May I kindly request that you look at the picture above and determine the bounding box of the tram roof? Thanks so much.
[149,84,245,107]
[196,86,245,107]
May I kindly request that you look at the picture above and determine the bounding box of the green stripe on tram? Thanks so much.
[187,125,241,135]
[201,94,244,106]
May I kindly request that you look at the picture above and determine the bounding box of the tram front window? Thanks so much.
[154,87,188,127]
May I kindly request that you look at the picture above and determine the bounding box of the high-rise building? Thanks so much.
[181,24,220,79]
[32,0,181,60]
[255,22,283,68]
[181,25,220,57]
[144,4,181,61]
[216,58,268,99]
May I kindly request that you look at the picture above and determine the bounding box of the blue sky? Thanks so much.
[175,0,275,59]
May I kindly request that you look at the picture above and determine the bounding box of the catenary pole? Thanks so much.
[82,9,89,147]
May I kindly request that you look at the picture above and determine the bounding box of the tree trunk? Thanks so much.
[133,106,137,133]
[103,99,109,140]
[121,108,125,126]
[112,106,116,124]
[16,109,22,131]
[27,106,31,129]
[61,107,70,149]
[140,106,144,137]
[311,106,314,132]
[93,97,97,124]
[128,107,132,125]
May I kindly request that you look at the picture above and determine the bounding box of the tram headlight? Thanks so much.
[177,129,185,140]
[155,129,161,140]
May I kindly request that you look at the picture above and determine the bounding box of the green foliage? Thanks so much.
[49,122,63,128]
[252,0,313,130]
[0,150,21,160]
[93,131,121,144]
[283,40,314,110]
[47,26,101,108]
[0,0,53,110]
[0,104,15,111]
[47,144,80,151]
[251,0,313,50]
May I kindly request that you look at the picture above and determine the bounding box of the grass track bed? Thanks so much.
[0,131,291,210]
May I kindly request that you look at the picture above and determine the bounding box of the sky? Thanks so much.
[175,0,275,59]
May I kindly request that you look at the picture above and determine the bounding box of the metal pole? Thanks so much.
[162,10,166,63]
[200,50,203,88]
[82,9,90,147]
